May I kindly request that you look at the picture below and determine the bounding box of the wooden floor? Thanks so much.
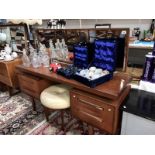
[126,67,143,84]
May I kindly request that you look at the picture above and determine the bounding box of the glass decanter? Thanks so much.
[63,45,69,60]
[61,39,69,60]
[42,52,50,67]
[31,51,41,68]
[55,39,63,59]
[49,40,57,62]
[22,49,31,67]
[29,45,35,63]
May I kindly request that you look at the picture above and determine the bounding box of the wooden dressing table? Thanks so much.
[16,65,131,134]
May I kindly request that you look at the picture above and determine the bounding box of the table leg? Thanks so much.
[88,125,94,135]
[7,86,13,96]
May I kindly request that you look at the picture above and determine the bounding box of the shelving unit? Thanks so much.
[0,23,29,50]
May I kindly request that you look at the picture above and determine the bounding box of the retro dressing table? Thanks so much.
[16,65,131,134]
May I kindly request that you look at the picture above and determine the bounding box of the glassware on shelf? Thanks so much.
[22,49,31,67]
[49,39,56,61]
[11,41,18,52]
[61,39,67,60]
[55,40,62,59]
[63,45,69,60]
[39,43,46,53]
[4,44,12,55]
[29,46,35,63]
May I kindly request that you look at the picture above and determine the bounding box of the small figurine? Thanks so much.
[47,19,66,29]
[58,19,66,29]
[132,27,141,40]
[47,19,58,29]
[49,63,61,73]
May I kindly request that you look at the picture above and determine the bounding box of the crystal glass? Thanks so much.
[22,49,31,67]
[63,45,69,60]
[42,53,50,67]
[31,52,41,68]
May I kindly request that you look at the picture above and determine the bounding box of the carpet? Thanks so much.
[0,91,102,135]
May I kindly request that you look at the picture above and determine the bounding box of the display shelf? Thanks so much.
[0,23,29,50]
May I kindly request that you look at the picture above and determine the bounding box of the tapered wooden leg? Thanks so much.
[88,125,94,135]
[0,82,2,91]
[7,86,12,97]
[61,110,64,130]
[44,107,51,122]
[78,120,84,133]
[30,96,36,111]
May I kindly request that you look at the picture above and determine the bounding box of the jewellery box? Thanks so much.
[73,38,117,87]
[56,65,79,79]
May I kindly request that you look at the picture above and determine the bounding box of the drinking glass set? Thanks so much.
[22,44,50,68]
[50,39,69,61]
[22,39,69,68]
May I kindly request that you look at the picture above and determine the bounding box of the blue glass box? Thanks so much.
[73,38,117,87]
[73,42,94,69]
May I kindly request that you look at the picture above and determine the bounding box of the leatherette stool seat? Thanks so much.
[40,84,71,130]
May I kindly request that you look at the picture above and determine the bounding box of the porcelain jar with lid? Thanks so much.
[5,44,12,55]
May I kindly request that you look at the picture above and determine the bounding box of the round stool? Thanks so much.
[40,84,71,129]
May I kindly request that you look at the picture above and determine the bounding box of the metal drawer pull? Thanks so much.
[108,108,112,112]
[22,86,35,93]
[79,99,103,111]
[21,79,34,85]
[73,95,76,98]
[81,111,103,123]
[97,107,103,110]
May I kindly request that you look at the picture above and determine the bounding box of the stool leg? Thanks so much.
[61,110,64,130]
[31,97,36,111]
[44,107,50,122]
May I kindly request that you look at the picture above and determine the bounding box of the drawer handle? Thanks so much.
[21,79,34,85]
[81,111,103,123]
[73,95,76,98]
[21,86,35,93]
[108,108,112,112]
[79,99,104,111]
[96,107,103,110]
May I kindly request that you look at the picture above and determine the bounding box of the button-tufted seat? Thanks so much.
[40,84,71,130]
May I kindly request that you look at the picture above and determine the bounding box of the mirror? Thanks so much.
[35,28,129,72]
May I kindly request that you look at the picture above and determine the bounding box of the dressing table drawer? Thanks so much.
[70,89,115,133]
[18,73,51,99]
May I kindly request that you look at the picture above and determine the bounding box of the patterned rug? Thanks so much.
[0,91,102,135]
